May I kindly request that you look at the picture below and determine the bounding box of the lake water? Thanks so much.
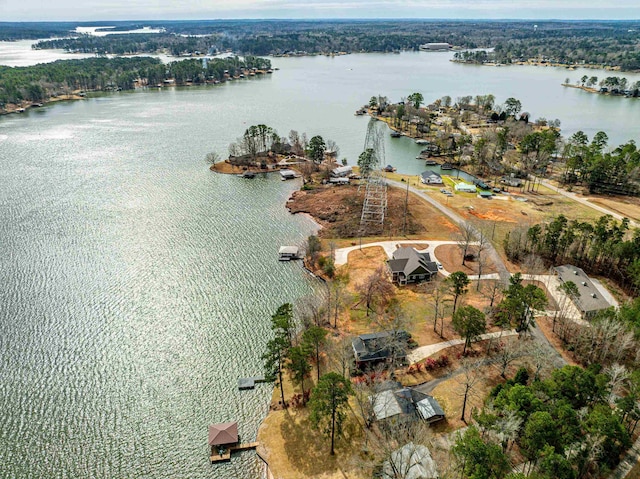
[1,45,640,479]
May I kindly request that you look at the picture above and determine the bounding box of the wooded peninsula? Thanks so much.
[0,55,271,112]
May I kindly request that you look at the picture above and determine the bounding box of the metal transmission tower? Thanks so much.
[359,119,388,234]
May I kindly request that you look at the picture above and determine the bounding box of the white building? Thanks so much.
[420,171,443,184]
[419,43,452,51]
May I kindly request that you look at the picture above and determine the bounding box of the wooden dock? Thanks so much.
[210,442,259,463]
[238,376,266,390]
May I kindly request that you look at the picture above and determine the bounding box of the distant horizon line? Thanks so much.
[2,18,640,24]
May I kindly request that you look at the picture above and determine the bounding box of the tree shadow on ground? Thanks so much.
[279,408,362,477]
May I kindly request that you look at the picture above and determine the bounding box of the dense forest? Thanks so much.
[561,131,640,195]
[12,20,640,70]
[454,364,637,479]
[452,22,640,70]
[0,55,271,106]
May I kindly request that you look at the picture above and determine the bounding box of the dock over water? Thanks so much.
[210,442,260,463]
[238,376,266,390]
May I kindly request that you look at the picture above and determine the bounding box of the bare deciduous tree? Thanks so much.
[429,279,449,338]
[328,274,350,328]
[355,266,396,317]
[298,292,328,328]
[457,223,478,266]
[328,336,354,379]
[494,337,524,378]
[456,359,484,423]
[475,229,489,290]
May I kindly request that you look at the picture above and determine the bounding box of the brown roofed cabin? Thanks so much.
[208,422,239,455]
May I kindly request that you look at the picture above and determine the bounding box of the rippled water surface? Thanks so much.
[1,48,639,479]
[0,89,320,478]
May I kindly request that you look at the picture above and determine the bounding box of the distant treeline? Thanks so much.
[0,22,78,40]
[453,22,640,70]
[22,20,640,70]
[0,55,271,106]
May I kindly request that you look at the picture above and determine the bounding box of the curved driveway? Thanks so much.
[385,179,511,283]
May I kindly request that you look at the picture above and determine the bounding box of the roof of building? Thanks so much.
[208,422,239,446]
[383,443,439,479]
[352,330,409,363]
[371,385,444,422]
[454,183,477,192]
[387,247,438,279]
[372,389,414,420]
[280,169,297,177]
[421,170,442,178]
[279,246,299,255]
[415,395,446,421]
[332,165,352,176]
[555,265,612,314]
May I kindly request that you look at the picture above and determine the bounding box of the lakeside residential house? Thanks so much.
[352,331,409,369]
[387,247,438,285]
[331,165,352,177]
[500,176,523,187]
[555,265,613,319]
[419,43,452,51]
[370,381,445,425]
[421,170,443,184]
[383,442,439,479]
[454,182,477,193]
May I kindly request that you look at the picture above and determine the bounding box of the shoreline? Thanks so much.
[1,69,273,117]
[451,58,629,73]
[561,82,639,98]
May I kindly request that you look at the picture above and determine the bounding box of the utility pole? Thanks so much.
[402,180,409,236]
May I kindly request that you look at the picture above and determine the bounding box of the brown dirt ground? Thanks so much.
[627,459,640,479]
[590,195,640,223]
[257,361,370,479]
[434,244,498,276]
[428,364,506,432]
[287,184,458,239]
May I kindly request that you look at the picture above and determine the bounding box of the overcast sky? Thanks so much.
[3,0,640,21]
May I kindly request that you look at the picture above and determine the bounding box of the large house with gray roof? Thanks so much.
[387,247,438,285]
[555,265,613,319]
[370,381,445,425]
[352,330,410,369]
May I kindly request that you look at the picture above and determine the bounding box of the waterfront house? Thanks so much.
[370,381,445,424]
[352,331,409,369]
[454,183,477,193]
[500,176,523,187]
[555,265,613,319]
[331,165,353,177]
[421,171,443,185]
[328,177,350,185]
[387,247,438,285]
[419,42,452,51]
